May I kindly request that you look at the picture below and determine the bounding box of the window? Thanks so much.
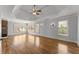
[35,24,40,33]
[14,23,27,33]
[58,20,68,36]
[28,23,40,33]
[28,23,35,33]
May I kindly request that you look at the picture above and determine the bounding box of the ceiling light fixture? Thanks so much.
[32,5,42,15]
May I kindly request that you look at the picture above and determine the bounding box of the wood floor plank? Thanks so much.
[0,34,79,54]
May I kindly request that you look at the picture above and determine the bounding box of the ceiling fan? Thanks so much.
[32,5,42,15]
[20,5,48,16]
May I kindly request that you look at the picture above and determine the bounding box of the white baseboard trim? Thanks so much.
[28,33,77,44]
[8,33,77,45]
[8,33,27,36]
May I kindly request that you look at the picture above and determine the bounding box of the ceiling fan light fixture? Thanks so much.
[32,5,41,15]
[32,8,36,12]
[33,12,37,15]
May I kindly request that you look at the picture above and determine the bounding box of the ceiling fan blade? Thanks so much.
[37,9,42,12]
[36,12,40,15]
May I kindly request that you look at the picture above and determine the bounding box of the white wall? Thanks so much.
[8,14,78,44]
[0,20,1,38]
[33,14,78,43]
[77,14,79,46]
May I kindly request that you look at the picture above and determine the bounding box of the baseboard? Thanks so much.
[28,33,77,44]
[8,33,27,36]
[8,33,78,45]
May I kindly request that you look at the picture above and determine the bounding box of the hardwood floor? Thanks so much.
[0,34,79,54]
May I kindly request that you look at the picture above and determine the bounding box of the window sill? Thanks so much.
[58,34,68,36]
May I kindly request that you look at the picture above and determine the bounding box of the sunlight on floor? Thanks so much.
[28,35,40,47]
[13,34,26,46]
[58,43,68,54]
[28,35,35,44]
[35,37,40,47]
[12,34,40,47]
